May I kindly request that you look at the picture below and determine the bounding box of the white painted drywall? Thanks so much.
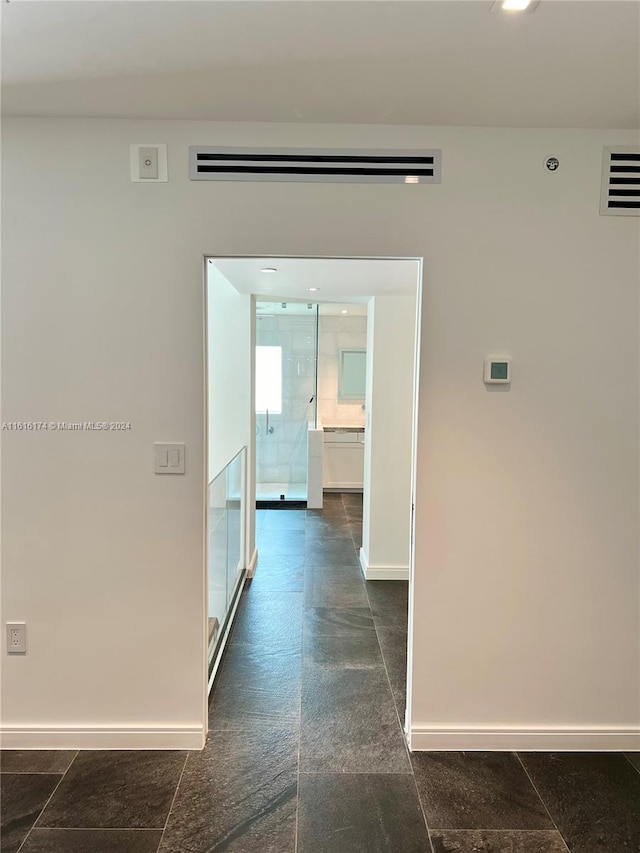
[1,118,638,748]
[361,293,417,577]
[318,314,367,428]
[207,265,252,483]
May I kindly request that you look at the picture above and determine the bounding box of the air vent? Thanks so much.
[189,147,441,184]
[600,147,640,216]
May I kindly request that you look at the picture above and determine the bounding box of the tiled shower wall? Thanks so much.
[318,314,367,427]
[255,312,317,487]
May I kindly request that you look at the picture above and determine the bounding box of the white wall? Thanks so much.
[1,117,638,749]
[318,314,367,428]
[360,293,417,581]
[207,265,251,483]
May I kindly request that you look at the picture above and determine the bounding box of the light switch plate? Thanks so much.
[154,442,185,474]
[130,144,168,182]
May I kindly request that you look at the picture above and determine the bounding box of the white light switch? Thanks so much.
[154,442,185,474]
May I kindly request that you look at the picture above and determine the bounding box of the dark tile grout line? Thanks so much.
[155,752,190,853]
[15,753,78,853]
[515,754,571,853]
[624,753,640,774]
[355,507,436,852]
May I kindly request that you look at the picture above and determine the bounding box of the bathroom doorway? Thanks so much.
[255,301,319,505]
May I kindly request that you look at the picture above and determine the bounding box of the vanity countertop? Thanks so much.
[323,426,365,433]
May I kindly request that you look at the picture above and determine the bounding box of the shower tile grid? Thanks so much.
[2,493,639,852]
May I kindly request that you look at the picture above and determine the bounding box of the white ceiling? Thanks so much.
[210,257,420,302]
[2,1,639,128]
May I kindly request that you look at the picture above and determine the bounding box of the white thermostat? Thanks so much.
[484,357,511,384]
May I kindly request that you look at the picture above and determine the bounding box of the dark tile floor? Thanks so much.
[2,492,639,852]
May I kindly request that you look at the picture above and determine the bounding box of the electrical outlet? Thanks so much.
[6,622,27,654]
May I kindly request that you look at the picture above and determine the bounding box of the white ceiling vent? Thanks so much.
[600,147,640,216]
[189,147,441,184]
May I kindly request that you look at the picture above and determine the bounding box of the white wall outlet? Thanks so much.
[139,146,159,179]
[6,622,27,654]
[154,442,185,474]
[130,144,168,182]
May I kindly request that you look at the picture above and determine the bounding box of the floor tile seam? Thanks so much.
[295,531,311,853]
[624,753,640,774]
[0,770,72,776]
[515,754,571,853]
[362,579,412,763]
[155,751,190,852]
[427,828,572,834]
[406,766,436,853]
[19,827,164,833]
[297,770,416,776]
[15,749,79,853]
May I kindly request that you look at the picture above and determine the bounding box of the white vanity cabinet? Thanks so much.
[322,428,365,490]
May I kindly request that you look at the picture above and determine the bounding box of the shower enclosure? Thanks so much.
[255,302,318,504]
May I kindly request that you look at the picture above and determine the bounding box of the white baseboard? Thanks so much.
[0,725,205,750]
[247,548,258,578]
[359,547,409,581]
[410,725,640,752]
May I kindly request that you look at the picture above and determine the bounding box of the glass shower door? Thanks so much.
[255,302,318,504]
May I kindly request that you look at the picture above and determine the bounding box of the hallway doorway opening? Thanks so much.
[205,255,423,735]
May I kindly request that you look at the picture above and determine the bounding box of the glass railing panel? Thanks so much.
[207,446,247,670]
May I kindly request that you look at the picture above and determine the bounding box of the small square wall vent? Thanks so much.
[189,146,441,184]
[600,147,640,216]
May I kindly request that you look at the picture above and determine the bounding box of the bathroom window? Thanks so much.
[255,346,282,414]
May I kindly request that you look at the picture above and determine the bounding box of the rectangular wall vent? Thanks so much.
[600,147,640,216]
[189,146,441,184]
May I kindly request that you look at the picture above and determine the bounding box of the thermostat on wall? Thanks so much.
[484,357,511,384]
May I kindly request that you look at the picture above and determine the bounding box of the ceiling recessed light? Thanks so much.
[497,0,538,11]
[308,287,319,292]
[341,309,348,314]
[260,267,277,274]
[404,175,420,184]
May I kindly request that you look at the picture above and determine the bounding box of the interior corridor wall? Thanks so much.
[1,118,638,749]
[361,292,417,580]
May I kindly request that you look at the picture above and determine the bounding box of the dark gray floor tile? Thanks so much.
[0,752,77,774]
[626,752,640,772]
[305,606,375,635]
[158,727,297,853]
[305,537,359,566]
[257,529,305,556]
[519,752,640,852]
[375,624,407,719]
[304,605,379,672]
[349,522,363,547]
[430,830,568,852]
[20,828,163,852]
[307,504,347,520]
[300,665,410,773]
[209,645,301,729]
[340,492,363,505]
[297,773,430,853]
[230,590,303,649]
[249,557,303,592]
[366,580,409,626]
[36,752,185,829]
[1,774,61,853]
[412,753,552,830]
[304,567,368,608]
[304,517,353,537]
[262,510,306,531]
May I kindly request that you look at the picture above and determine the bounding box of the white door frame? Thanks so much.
[204,253,424,744]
